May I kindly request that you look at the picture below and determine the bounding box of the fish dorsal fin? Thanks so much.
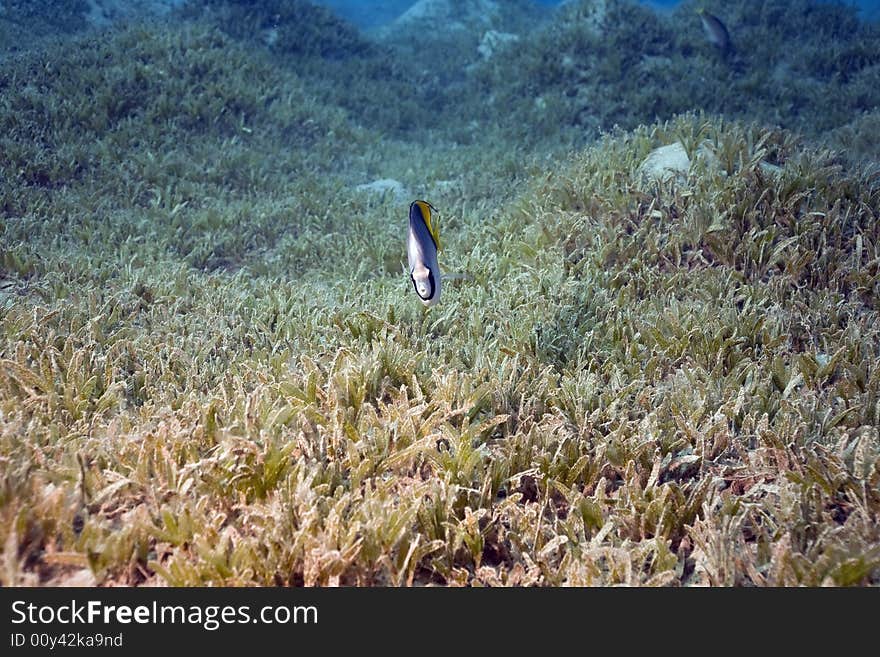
[413,200,440,251]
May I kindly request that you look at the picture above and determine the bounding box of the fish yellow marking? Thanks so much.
[414,200,440,251]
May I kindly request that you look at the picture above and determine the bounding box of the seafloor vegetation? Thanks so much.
[469,0,880,149]
[0,0,878,586]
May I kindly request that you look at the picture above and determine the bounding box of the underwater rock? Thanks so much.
[478,29,520,60]
[355,178,410,203]
[637,142,691,184]
[314,0,414,29]
[639,140,783,186]
[392,0,502,32]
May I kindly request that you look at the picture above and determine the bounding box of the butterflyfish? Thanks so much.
[407,200,441,306]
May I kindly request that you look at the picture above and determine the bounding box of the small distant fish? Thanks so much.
[697,8,732,54]
[407,200,441,306]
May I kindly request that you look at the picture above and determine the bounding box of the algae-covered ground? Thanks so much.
[1,0,878,586]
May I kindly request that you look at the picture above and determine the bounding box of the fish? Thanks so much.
[697,8,731,54]
[407,199,441,306]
